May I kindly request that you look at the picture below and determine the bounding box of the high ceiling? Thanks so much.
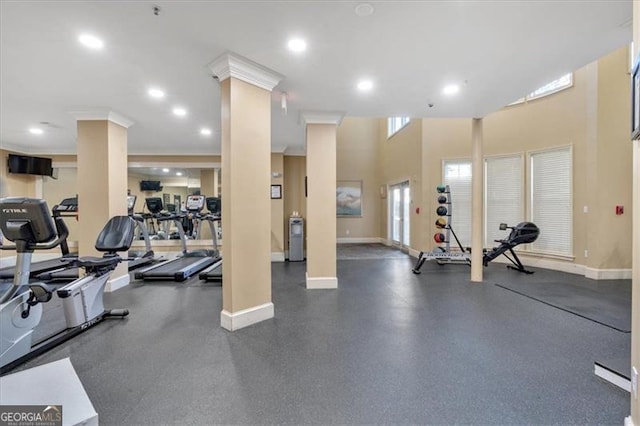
[0,1,632,156]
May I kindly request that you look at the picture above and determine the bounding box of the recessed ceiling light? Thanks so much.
[148,88,165,99]
[29,128,43,135]
[176,172,183,176]
[162,168,170,173]
[287,38,307,53]
[443,84,460,95]
[357,80,373,91]
[355,3,375,17]
[78,34,104,49]
[172,107,187,117]
[200,128,212,136]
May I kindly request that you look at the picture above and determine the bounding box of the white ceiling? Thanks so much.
[0,1,632,156]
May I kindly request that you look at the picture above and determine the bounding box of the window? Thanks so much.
[443,160,472,247]
[507,73,573,105]
[528,73,573,100]
[387,117,410,138]
[529,147,572,256]
[484,155,523,247]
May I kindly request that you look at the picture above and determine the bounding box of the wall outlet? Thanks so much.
[584,250,588,258]
[346,229,350,235]
[633,367,638,399]
[583,206,588,213]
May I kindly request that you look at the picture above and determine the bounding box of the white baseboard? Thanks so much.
[594,363,631,392]
[220,302,274,331]
[106,273,130,292]
[271,252,285,262]
[305,272,338,289]
[408,248,420,258]
[625,416,635,426]
[337,237,383,244]
[584,267,632,280]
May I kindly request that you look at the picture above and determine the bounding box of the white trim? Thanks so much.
[128,161,220,169]
[220,302,274,331]
[105,273,130,292]
[337,237,382,244]
[625,416,635,426]
[305,272,338,289]
[299,111,346,126]
[271,252,285,262]
[271,145,288,154]
[208,52,284,92]
[71,110,135,128]
[491,254,584,275]
[408,248,421,258]
[584,267,632,280]
[594,363,631,392]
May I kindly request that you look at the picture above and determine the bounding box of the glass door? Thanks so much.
[389,181,410,249]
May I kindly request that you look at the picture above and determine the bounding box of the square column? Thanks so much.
[301,112,344,289]
[75,111,133,291]
[209,53,283,331]
[470,118,484,282]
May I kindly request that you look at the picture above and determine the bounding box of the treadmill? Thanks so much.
[126,195,160,270]
[134,195,220,282]
[0,196,76,280]
[39,195,162,281]
[199,197,223,282]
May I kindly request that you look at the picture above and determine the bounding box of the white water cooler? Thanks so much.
[288,217,304,261]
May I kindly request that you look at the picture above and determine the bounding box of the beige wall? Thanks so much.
[378,118,423,248]
[336,118,381,239]
[42,167,79,242]
[271,153,285,255]
[0,149,37,199]
[283,155,307,254]
[421,118,472,251]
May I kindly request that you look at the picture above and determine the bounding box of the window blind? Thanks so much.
[485,155,523,246]
[529,147,572,255]
[443,160,472,247]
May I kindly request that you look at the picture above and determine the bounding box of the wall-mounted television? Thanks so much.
[7,154,54,177]
[140,180,163,192]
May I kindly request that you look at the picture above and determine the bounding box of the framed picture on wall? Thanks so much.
[271,184,282,199]
[337,180,363,217]
[632,59,640,140]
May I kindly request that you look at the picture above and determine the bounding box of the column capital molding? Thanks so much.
[299,111,345,126]
[71,110,135,128]
[208,52,284,92]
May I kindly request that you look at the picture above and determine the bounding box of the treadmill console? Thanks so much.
[127,195,137,215]
[186,195,205,213]
[206,197,221,216]
[145,197,164,214]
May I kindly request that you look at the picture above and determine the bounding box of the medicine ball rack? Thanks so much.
[412,184,471,274]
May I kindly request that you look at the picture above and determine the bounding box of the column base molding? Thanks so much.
[106,273,130,292]
[305,273,338,289]
[221,302,274,331]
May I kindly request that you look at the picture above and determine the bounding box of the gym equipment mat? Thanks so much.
[495,279,631,332]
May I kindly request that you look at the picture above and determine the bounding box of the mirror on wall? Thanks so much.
[40,165,221,247]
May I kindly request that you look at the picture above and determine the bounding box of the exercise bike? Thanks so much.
[482,222,540,274]
[0,197,135,374]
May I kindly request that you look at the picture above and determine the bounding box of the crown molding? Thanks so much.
[299,110,346,126]
[70,110,135,128]
[208,52,284,92]
[271,145,288,154]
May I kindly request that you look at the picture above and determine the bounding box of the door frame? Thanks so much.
[387,178,411,251]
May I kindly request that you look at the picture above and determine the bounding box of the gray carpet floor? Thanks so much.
[5,258,631,425]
